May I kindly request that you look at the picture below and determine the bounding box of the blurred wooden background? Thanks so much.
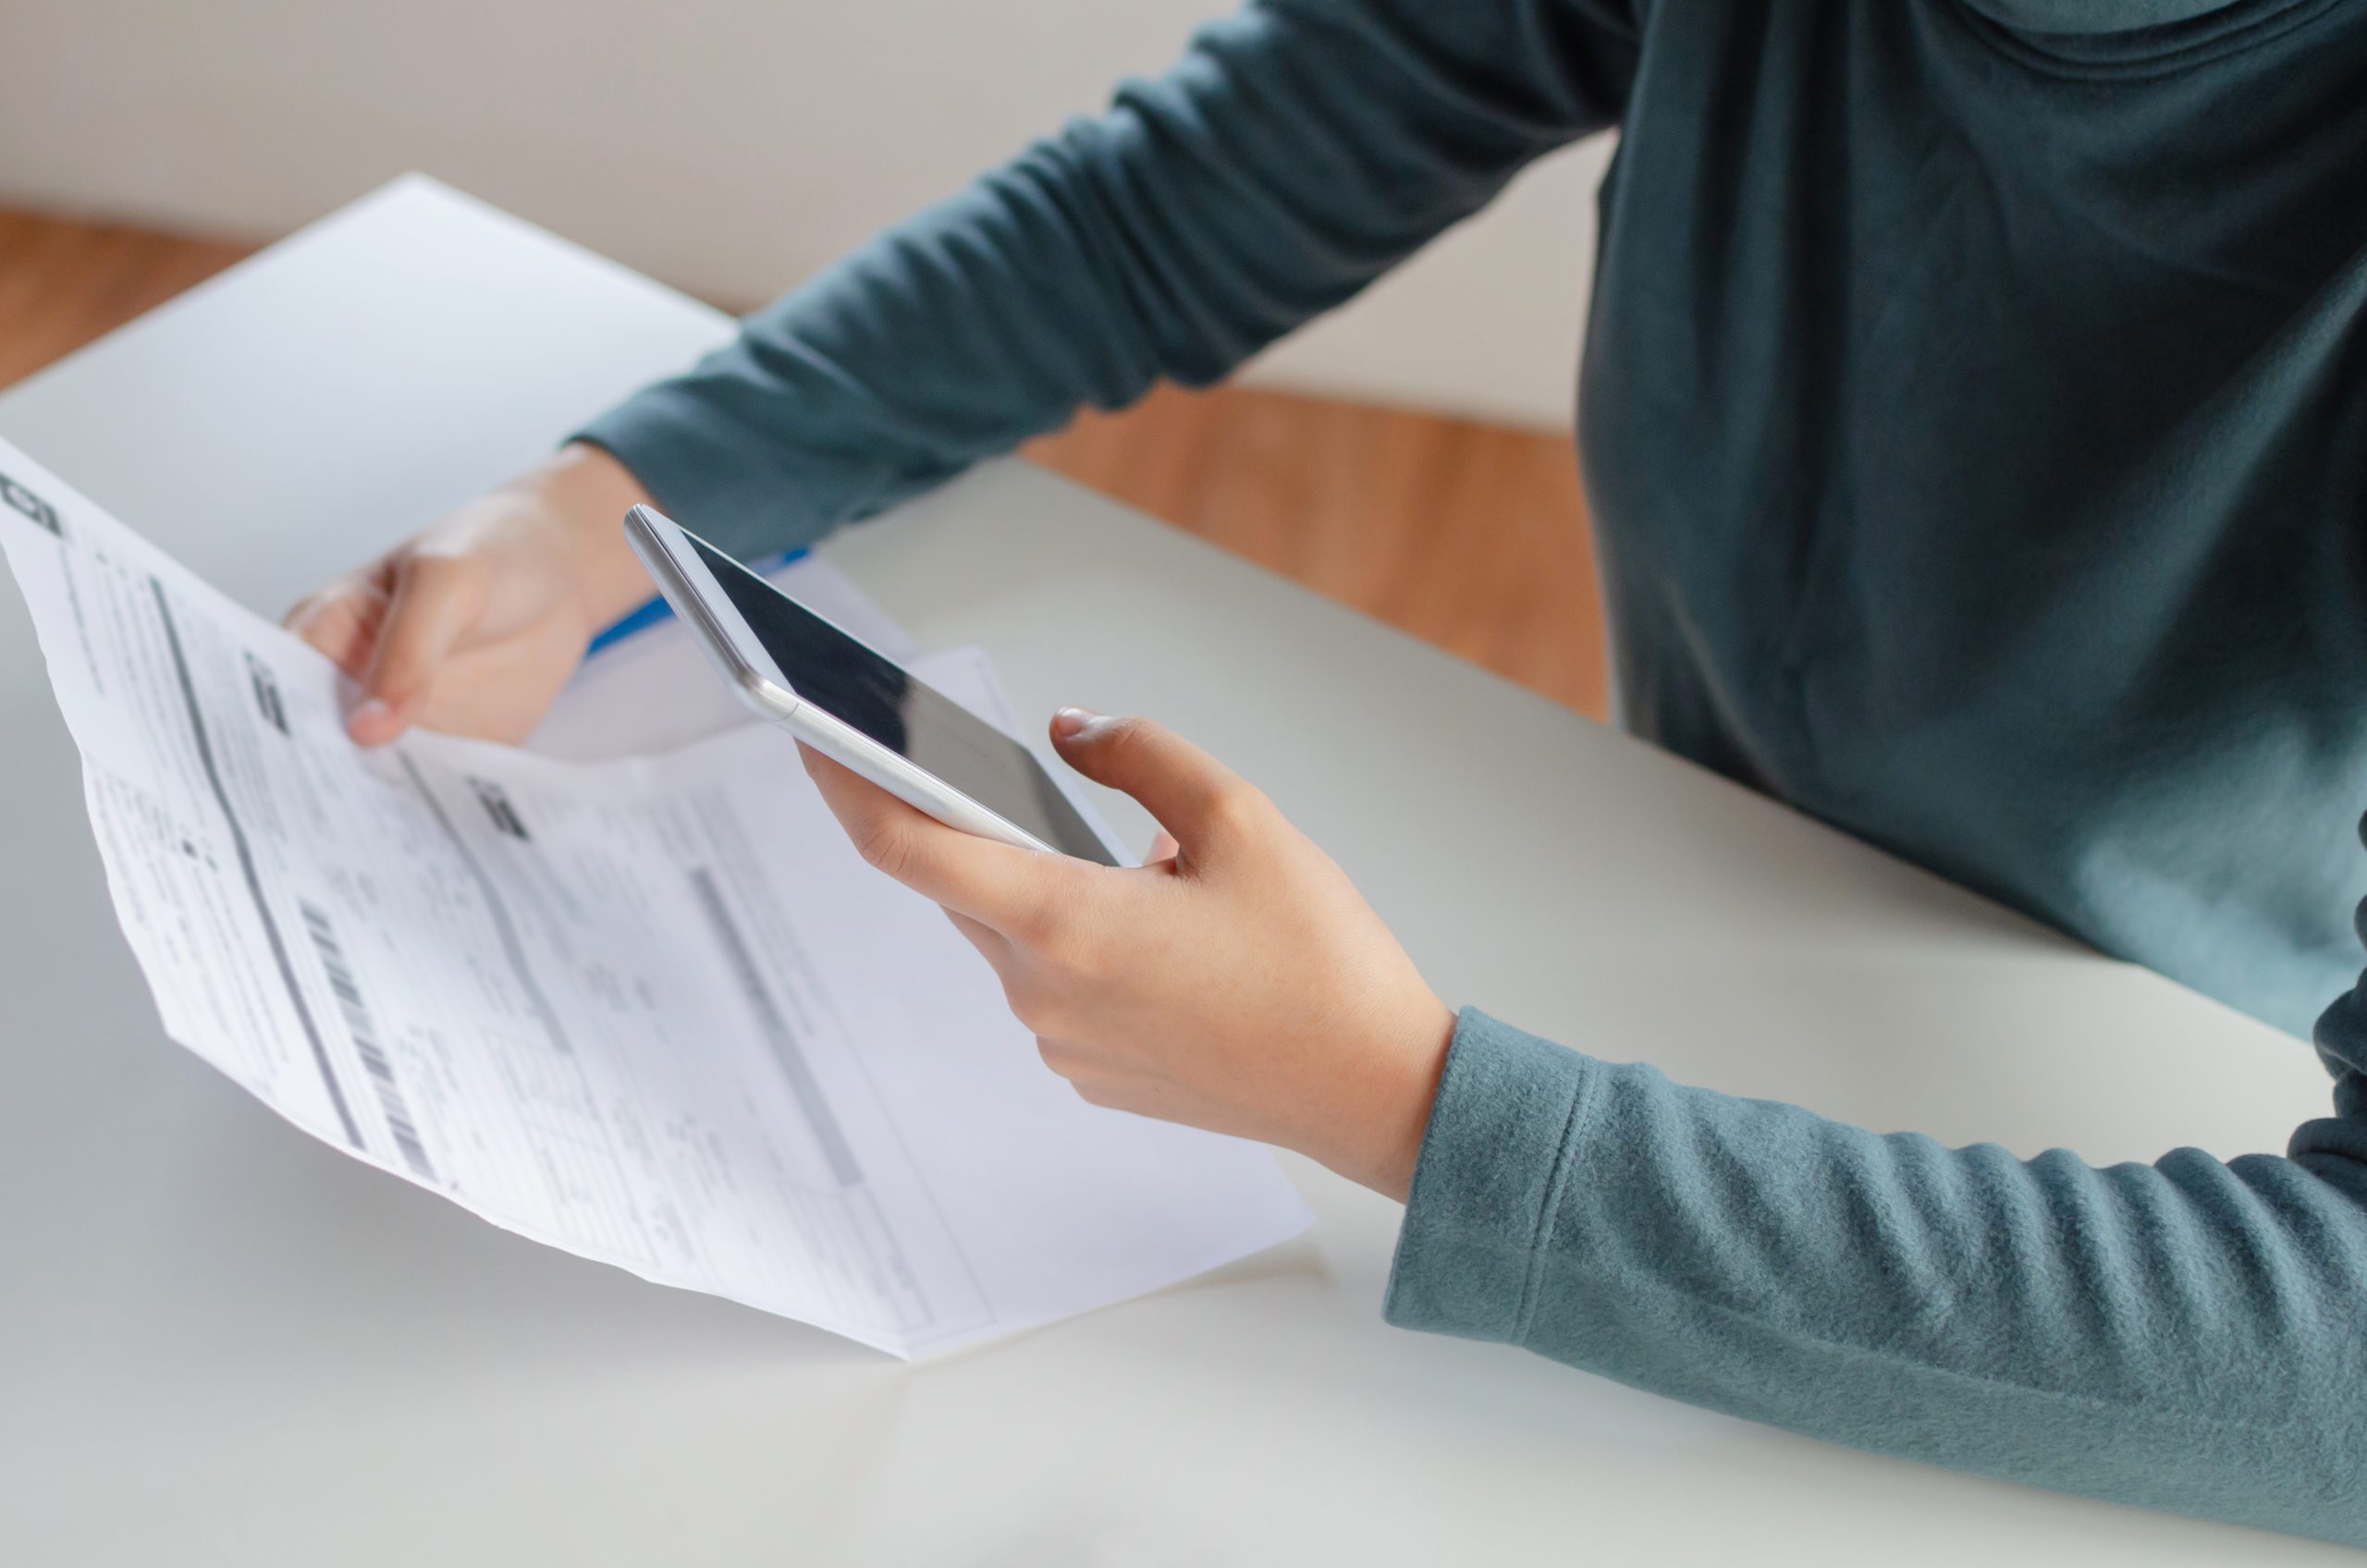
[0,207,1609,719]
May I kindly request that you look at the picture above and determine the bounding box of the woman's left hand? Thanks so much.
[800,708,1455,1199]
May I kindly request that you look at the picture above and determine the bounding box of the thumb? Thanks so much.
[1049,709,1263,857]
[350,554,482,746]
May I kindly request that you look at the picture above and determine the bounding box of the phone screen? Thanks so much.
[690,536,1121,866]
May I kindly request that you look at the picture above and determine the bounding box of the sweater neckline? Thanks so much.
[1954,0,2239,28]
[1951,0,2333,73]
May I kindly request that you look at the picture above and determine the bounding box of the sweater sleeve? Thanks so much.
[1389,860,2367,1548]
[571,0,1637,560]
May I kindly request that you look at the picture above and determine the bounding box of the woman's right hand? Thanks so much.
[284,443,657,747]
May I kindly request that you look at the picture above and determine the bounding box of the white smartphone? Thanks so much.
[623,504,1122,866]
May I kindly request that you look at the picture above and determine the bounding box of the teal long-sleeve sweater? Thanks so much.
[576,0,2367,1544]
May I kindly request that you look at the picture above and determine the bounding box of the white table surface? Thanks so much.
[0,176,2347,1565]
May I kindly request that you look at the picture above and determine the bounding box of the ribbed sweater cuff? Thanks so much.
[572,386,847,563]
[1383,1007,1599,1346]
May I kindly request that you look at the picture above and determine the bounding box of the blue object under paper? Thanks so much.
[585,548,804,656]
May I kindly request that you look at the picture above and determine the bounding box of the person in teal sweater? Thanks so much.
[285,0,2367,1546]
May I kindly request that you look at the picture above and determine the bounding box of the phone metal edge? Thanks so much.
[787,702,1058,857]
[621,506,1063,859]
[623,506,796,713]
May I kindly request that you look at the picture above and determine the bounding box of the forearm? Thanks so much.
[576,0,1636,560]
[1388,1010,2367,1546]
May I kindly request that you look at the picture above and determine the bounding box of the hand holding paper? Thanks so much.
[0,437,1310,1357]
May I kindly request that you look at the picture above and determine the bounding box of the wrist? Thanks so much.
[1306,1000,1456,1202]
[537,442,658,627]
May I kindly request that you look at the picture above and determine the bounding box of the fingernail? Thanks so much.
[1052,707,1103,739]
[349,698,392,732]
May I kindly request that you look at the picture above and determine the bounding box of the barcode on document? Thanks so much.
[300,900,435,1182]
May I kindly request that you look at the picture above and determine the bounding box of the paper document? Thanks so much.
[0,439,1310,1357]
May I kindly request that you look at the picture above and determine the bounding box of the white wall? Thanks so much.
[4,0,1612,428]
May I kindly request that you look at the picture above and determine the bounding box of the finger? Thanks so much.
[283,559,396,638]
[800,744,1081,934]
[1144,829,1180,867]
[351,555,484,745]
[282,586,334,634]
[943,907,1012,965]
[285,586,386,680]
[1049,710,1262,859]
[1036,1036,1087,1082]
